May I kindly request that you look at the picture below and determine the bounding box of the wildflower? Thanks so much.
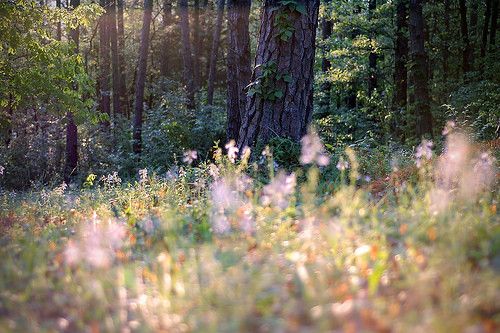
[261,172,296,209]
[415,139,433,168]
[442,120,456,136]
[225,140,239,163]
[212,212,231,234]
[336,158,349,171]
[0,165,4,176]
[208,163,220,179]
[241,146,251,161]
[300,130,330,166]
[100,171,122,187]
[183,150,198,165]
[53,182,67,195]
[165,166,179,181]
[138,168,148,184]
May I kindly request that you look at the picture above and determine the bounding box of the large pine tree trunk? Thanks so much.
[99,0,111,122]
[409,0,433,137]
[368,0,378,97]
[132,0,153,155]
[319,0,332,112]
[393,0,408,138]
[237,0,319,149]
[459,0,471,74]
[207,0,225,105]
[117,0,129,117]
[178,0,196,109]
[110,0,122,117]
[65,0,80,183]
[226,0,251,141]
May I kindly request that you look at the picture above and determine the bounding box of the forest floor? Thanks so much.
[0,135,499,333]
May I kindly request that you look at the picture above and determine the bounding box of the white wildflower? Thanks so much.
[183,150,198,165]
[225,140,239,163]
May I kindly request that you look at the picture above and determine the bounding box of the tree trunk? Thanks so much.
[132,0,153,155]
[469,1,478,69]
[226,0,252,141]
[65,0,80,183]
[207,0,225,105]
[443,0,450,79]
[409,0,433,137]
[237,0,319,149]
[110,0,122,117]
[481,0,492,60]
[368,0,378,97]
[117,0,129,117]
[193,0,201,89]
[459,0,471,74]
[56,0,62,41]
[160,0,173,77]
[178,0,196,109]
[319,0,332,112]
[393,0,408,138]
[491,0,499,48]
[99,0,111,123]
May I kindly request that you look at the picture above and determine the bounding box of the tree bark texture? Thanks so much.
[160,0,173,77]
[319,0,332,112]
[459,0,471,74]
[394,0,408,110]
[110,0,122,116]
[491,0,499,48]
[481,0,492,59]
[368,0,378,97]
[237,0,319,149]
[99,0,111,121]
[207,0,225,105]
[178,0,196,109]
[226,0,252,142]
[409,0,433,137]
[133,0,153,155]
[117,0,129,117]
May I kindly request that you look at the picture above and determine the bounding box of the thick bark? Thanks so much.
[237,0,319,149]
[481,0,492,59]
[368,0,378,97]
[319,0,333,111]
[394,0,408,110]
[207,0,225,105]
[178,0,196,109]
[459,0,471,74]
[99,0,111,122]
[117,0,129,117]
[491,0,499,48]
[160,0,173,77]
[409,0,433,137]
[193,0,201,89]
[110,0,122,117]
[226,0,252,141]
[132,0,153,155]
[65,0,80,183]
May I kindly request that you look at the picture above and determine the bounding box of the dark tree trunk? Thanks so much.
[160,0,173,77]
[117,0,129,117]
[178,0,196,109]
[237,0,319,149]
[368,0,378,97]
[409,0,433,137]
[469,1,478,68]
[132,0,153,155]
[56,0,62,41]
[319,0,333,112]
[193,0,201,89]
[99,0,111,122]
[459,0,471,74]
[443,0,450,79]
[226,0,251,141]
[110,0,122,117]
[491,0,499,48]
[393,0,408,138]
[207,0,225,105]
[65,0,80,183]
[481,0,492,60]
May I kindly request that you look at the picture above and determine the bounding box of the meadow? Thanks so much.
[0,130,498,333]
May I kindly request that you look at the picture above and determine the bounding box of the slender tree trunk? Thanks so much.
[56,0,62,41]
[207,0,225,105]
[237,0,320,149]
[178,0,196,109]
[409,0,433,137]
[99,0,111,123]
[319,0,333,112]
[393,0,408,138]
[491,0,499,49]
[117,0,129,117]
[193,0,201,89]
[226,0,251,142]
[481,0,492,60]
[459,0,471,74]
[443,0,450,79]
[368,0,378,97]
[469,1,478,69]
[65,0,80,183]
[110,0,122,117]
[346,5,361,109]
[160,0,173,77]
[133,0,153,155]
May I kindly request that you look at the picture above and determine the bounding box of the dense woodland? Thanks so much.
[0,1,499,332]
[1,0,498,187]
